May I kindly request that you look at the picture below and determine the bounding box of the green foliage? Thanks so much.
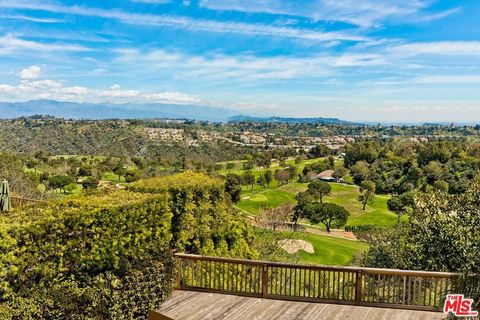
[292,180,332,224]
[387,191,414,224]
[307,144,332,158]
[0,172,257,318]
[2,254,176,320]
[362,177,480,273]
[433,179,449,192]
[256,175,267,188]
[242,161,254,170]
[0,152,39,198]
[306,180,331,203]
[128,171,222,194]
[241,170,255,190]
[224,173,242,203]
[82,176,100,190]
[124,169,141,183]
[48,175,76,193]
[304,203,350,232]
[344,141,379,167]
[0,190,175,319]
[350,161,370,184]
[129,172,257,259]
[264,170,273,187]
[359,180,376,210]
[0,191,172,290]
[64,183,78,194]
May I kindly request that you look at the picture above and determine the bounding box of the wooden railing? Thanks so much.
[175,253,465,312]
[10,196,46,208]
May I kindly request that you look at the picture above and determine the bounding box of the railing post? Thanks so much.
[175,256,182,288]
[262,264,268,298]
[355,270,363,304]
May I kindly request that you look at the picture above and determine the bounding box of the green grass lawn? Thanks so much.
[103,172,126,184]
[323,183,407,226]
[281,231,369,266]
[237,181,405,227]
[237,187,297,214]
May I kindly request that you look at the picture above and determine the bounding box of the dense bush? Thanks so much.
[361,177,480,273]
[129,172,257,259]
[0,190,174,319]
[2,253,175,320]
[0,172,257,318]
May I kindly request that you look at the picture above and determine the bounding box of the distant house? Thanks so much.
[316,169,344,182]
[316,170,336,182]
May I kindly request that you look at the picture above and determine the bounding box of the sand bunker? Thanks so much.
[278,239,314,254]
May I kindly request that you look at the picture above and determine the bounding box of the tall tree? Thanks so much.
[304,203,350,232]
[274,169,290,186]
[264,170,273,187]
[256,175,267,188]
[224,173,242,203]
[333,167,348,182]
[242,170,255,191]
[292,191,314,225]
[307,180,331,203]
[359,180,376,210]
[387,191,414,224]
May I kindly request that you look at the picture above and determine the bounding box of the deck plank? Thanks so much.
[156,290,445,320]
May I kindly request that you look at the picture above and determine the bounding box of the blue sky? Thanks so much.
[0,0,479,122]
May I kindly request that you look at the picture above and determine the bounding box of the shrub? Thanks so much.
[0,172,257,318]
[2,253,176,320]
[0,191,173,305]
[129,172,257,259]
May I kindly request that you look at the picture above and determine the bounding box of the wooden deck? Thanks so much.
[153,290,445,320]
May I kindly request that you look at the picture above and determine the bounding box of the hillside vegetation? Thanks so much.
[0,172,255,319]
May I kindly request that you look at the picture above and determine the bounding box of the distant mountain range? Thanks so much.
[0,100,350,124]
[0,100,239,122]
[228,115,352,124]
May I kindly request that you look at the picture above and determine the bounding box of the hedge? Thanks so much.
[129,171,257,259]
[0,172,257,319]
[0,190,174,319]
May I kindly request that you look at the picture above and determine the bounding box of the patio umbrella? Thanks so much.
[0,179,12,212]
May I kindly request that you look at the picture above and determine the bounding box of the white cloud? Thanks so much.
[143,92,199,104]
[19,65,41,80]
[115,49,387,83]
[388,41,480,57]
[414,7,461,23]
[232,101,281,110]
[0,68,200,105]
[413,75,480,84]
[0,34,90,56]
[0,1,366,42]
[199,0,456,27]
[0,14,63,23]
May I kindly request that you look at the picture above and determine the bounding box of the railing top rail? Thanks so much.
[174,253,460,277]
